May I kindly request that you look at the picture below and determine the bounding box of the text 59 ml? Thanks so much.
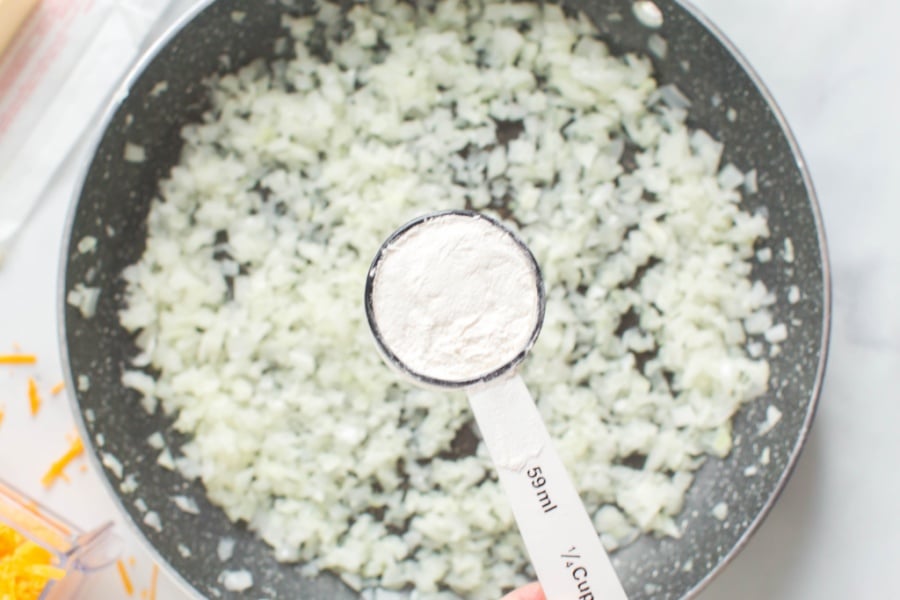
[526,466,558,513]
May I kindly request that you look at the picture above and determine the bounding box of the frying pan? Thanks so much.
[60,1,830,598]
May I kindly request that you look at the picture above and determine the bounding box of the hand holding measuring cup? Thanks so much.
[365,211,628,600]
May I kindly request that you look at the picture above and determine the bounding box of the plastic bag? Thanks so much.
[0,0,187,264]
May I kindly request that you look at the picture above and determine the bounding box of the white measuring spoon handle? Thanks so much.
[468,375,628,600]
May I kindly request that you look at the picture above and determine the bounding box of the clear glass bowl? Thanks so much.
[0,478,118,599]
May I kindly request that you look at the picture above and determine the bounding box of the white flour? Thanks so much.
[370,213,541,384]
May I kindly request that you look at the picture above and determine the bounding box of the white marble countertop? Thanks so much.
[1,0,897,598]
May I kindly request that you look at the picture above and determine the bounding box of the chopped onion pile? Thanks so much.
[119,0,776,597]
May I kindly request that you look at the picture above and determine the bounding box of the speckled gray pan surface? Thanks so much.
[61,1,830,598]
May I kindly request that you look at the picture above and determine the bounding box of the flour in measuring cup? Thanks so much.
[369,213,541,384]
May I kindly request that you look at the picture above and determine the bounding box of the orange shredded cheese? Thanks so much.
[149,563,159,600]
[0,523,66,599]
[129,556,136,567]
[50,381,65,396]
[117,559,135,596]
[27,378,41,416]
[41,437,84,487]
[0,506,69,552]
[0,406,5,427]
[0,354,37,365]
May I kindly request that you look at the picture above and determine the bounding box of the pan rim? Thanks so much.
[671,1,831,597]
[57,1,219,598]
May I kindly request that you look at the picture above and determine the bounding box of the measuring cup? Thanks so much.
[0,478,120,599]
[365,210,628,600]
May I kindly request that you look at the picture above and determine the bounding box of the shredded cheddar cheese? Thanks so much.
[27,378,41,416]
[41,437,84,487]
[0,354,37,365]
[50,381,65,396]
[149,563,159,600]
[0,523,66,599]
[117,558,134,596]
